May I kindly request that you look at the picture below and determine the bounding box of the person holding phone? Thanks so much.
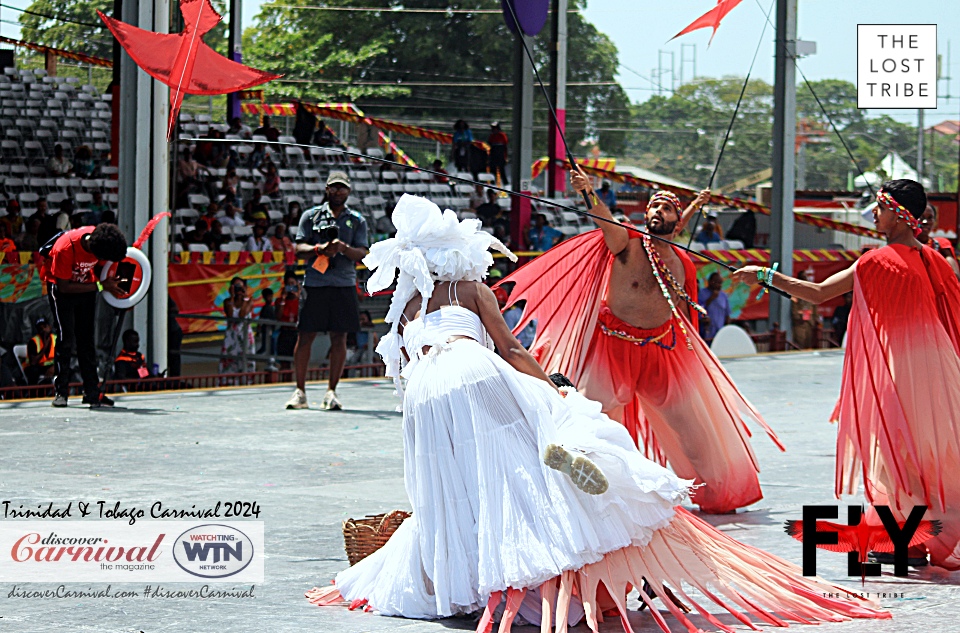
[41,223,128,408]
[220,277,256,375]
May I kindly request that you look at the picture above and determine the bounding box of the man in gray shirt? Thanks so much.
[285,171,369,411]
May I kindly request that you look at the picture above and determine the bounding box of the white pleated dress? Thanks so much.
[334,303,690,621]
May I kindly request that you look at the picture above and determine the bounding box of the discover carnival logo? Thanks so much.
[0,521,263,582]
[172,524,254,579]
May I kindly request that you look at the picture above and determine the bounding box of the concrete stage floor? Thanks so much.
[1,350,958,632]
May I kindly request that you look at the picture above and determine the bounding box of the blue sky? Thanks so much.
[2,0,955,125]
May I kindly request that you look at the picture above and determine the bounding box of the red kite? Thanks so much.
[98,0,281,139]
[671,0,743,44]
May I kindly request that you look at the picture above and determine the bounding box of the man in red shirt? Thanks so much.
[43,223,128,408]
[487,122,509,185]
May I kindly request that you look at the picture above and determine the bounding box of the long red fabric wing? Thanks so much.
[98,13,182,86]
[188,42,282,95]
[496,230,611,383]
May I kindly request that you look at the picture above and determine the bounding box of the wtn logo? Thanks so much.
[181,540,243,564]
[173,524,255,579]
[785,505,941,580]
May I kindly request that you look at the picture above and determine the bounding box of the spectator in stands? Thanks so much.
[221,203,244,228]
[221,167,240,206]
[101,210,117,225]
[487,122,509,185]
[831,292,852,346]
[204,219,226,251]
[597,180,617,210]
[527,213,562,251]
[44,222,128,407]
[375,204,397,239]
[791,268,820,349]
[257,287,276,355]
[0,222,15,253]
[88,192,109,225]
[271,223,294,253]
[73,145,95,177]
[468,184,485,211]
[275,271,300,370]
[244,190,263,221]
[346,309,378,374]
[694,219,722,246]
[228,116,252,139]
[245,221,272,251]
[17,217,40,252]
[259,162,280,197]
[177,147,204,194]
[34,199,58,246]
[697,272,730,341]
[286,171,369,411]
[23,317,56,385]
[253,116,280,143]
[46,143,73,177]
[313,120,337,147]
[452,119,473,171]
[220,276,256,374]
[114,329,149,382]
[492,223,512,250]
[432,159,449,183]
[70,213,85,230]
[55,199,73,232]
[1,199,22,237]
[468,142,488,182]
[202,201,220,223]
[186,219,209,245]
[286,200,302,227]
[725,208,756,248]
[379,153,398,182]
[497,287,536,349]
[475,189,501,227]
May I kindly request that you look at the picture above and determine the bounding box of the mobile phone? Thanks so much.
[116,261,136,295]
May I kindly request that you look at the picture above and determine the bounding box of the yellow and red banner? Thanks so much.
[0,36,112,68]
[531,157,616,180]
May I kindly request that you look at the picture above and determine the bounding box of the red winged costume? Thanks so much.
[498,229,783,513]
[99,0,280,138]
[831,243,960,569]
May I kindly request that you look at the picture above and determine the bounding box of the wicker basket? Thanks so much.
[342,510,411,566]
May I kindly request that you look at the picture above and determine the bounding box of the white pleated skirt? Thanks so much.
[335,339,689,620]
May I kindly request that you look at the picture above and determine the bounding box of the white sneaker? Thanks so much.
[285,388,308,410]
[321,389,342,411]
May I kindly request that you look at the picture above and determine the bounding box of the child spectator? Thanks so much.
[114,329,149,383]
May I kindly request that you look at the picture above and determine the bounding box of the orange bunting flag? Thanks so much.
[671,0,743,44]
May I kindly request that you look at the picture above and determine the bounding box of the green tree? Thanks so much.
[242,0,629,155]
[19,0,114,59]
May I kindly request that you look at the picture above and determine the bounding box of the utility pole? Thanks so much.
[917,108,925,181]
[226,0,243,122]
[510,34,534,250]
[547,0,568,197]
[769,0,797,338]
[118,0,170,373]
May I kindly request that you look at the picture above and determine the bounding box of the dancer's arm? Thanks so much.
[475,284,557,389]
[730,264,855,305]
[676,189,711,235]
[570,169,629,256]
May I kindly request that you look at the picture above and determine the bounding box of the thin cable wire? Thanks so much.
[0,3,102,28]
[685,0,774,249]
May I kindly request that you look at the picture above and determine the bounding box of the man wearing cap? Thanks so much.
[500,172,784,514]
[286,171,369,411]
[24,317,56,385]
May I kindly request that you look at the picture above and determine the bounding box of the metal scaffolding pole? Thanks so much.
[769,0,797,336]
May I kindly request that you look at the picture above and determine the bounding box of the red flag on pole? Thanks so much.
[671,0,743,44]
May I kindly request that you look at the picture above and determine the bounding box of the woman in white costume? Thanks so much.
[308,195,887,632]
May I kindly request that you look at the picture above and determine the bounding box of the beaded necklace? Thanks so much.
[640,234,707,350]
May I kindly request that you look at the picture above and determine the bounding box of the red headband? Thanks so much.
[877,190,921,237]
[648,190,681,212]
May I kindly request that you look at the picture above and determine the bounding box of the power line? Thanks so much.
[0,3,102,28]
[269,5,578,14]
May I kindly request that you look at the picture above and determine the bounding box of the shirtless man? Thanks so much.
[501,170,783,513]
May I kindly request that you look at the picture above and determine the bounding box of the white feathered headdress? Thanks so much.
[363,194,516,399]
